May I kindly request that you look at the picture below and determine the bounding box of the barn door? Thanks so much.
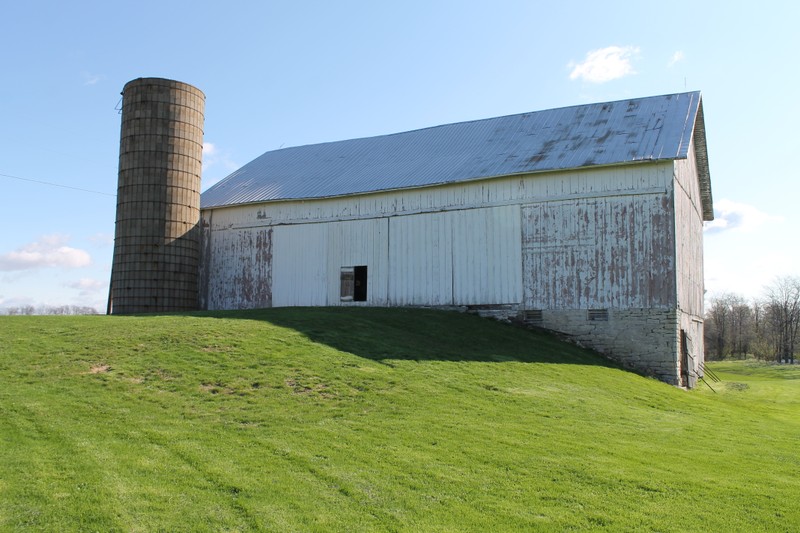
[680,329,690,388]
[353,265,368,301]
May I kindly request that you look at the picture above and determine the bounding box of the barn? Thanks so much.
[195,91,712,387]
[108,80,711,387]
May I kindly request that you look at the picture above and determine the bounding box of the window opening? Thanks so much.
[340,265,368,302]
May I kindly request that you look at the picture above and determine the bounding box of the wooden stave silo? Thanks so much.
[109,78,205,314]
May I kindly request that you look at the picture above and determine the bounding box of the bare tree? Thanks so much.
[729,295,754,358]
[705,293,738,359]
[3,305,99,316]
[764,276,800,363]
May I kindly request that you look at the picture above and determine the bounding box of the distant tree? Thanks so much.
[763,276,800,363]
[729,295,754,358]
[2,305,99,316]
[705,294,734,359]
[750,298,772,360]
[705,293,757,360]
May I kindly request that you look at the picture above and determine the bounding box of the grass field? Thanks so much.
[1,308,798,531]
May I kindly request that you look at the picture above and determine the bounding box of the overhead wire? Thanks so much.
[0,171,116,197]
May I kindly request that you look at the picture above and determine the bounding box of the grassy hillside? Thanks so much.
[1,308,798,531]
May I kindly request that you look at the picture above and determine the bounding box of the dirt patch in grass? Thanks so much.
[200,382,235,395]
[725,382,750,391]
[89,364,111,374]
[284,377,333,398]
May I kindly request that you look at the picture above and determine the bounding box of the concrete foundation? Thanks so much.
[459,305,683,385]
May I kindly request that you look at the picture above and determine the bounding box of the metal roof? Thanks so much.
[201,91,712,219]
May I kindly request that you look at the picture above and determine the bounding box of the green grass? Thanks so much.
[1,308,798,531]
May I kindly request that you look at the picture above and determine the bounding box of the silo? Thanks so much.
[109,78,205,314]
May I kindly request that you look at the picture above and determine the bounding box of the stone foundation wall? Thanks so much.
[537,308,680,385]
[449,305,682,386]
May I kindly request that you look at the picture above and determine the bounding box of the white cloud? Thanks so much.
[67,278,106,291]
[703,199,781,234]
[705,250,796,301]
[83,72,105,86]
[66,278,106,298]
[668,51,685,67]
[203,142,217,157]
[0,295,36,311]
[202,141,238,190]
[568,46,640,83]
[0,235,92,272]
[88,233,114,247]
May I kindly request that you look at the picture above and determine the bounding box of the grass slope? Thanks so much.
[1,308,798,531]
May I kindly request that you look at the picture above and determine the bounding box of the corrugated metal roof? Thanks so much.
[201,91,711,217]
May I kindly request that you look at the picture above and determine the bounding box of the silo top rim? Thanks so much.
[123,77,205,99]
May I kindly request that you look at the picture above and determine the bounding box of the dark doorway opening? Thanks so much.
[353,265,368,302]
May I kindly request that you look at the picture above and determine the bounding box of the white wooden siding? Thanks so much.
[204,164,672,231]
[384,206,522,306]
[450,205,522,305]
[326,218,389,306]
[388,212,453,305]
[272,224,327,307]
[674,138,705,318]
[201,162,675,311]
[201,224,272,310]
[522,193,676,309]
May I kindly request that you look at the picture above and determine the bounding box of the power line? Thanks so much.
[0,171,116,197]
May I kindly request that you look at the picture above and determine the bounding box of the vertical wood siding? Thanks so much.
[272,223,327,307]
[201,163,675,312]
[202,223,272,310]
[326,218,389,305]
[674,139,705,318]
[522,193,676,309]
[203,164,671,230]
[388,212,454,305]
[450,205,522,305]
[386,206,522,306]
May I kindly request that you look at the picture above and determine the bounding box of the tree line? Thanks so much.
[3,305,99,316]
[705,276,800,363]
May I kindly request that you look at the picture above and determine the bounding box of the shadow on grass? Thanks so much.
[193,306,619,367]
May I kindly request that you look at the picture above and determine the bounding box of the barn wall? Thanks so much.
[451,206,523,305]
[200,162,672,310]
[522,192,676,310]
[202,202,523,310]
[388,212,454,306]
[326,218,390,306]
[674,139,706,386]
[387,206,522,306]
[272,223,327,307]
[200,213,272,310]
[674,141,705,317]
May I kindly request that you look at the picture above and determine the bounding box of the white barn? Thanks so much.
[199,92,713,387]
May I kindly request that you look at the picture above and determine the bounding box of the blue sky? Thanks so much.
[1,0,797,312]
